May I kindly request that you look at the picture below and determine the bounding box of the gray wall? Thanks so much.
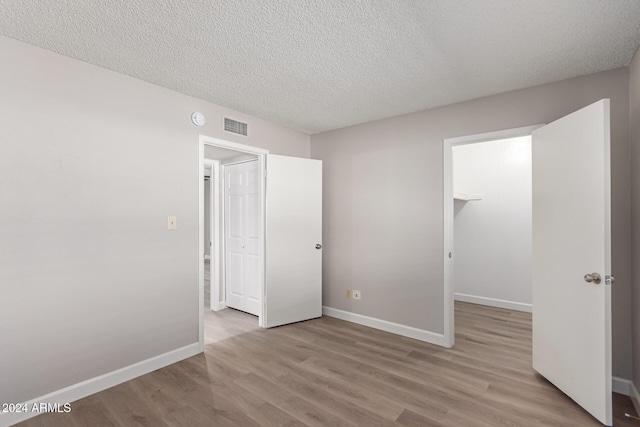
[630,47,640,393]
[311,67,632,378]
[0,35,309,404]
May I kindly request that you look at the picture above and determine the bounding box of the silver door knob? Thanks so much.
[316,244,322,249]
[584,272,601,284]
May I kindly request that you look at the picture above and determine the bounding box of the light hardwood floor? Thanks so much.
[19,302,639,426]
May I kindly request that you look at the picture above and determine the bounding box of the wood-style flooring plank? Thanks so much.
[16,302,639,427]
[245,402,307,427]
[234,373,354,427]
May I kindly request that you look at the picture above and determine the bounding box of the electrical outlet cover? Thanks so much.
[353,290,361,300]
[168,216,177,230]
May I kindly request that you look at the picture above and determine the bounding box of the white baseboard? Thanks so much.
[612,376,633,396]
[322,306,448,348]
[212,301,226,311]
[454,293,532,313]
[1,343,200,427]
[611,377,640,416]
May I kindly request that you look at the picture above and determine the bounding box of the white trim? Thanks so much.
[212,159,221,311]
[199,136,268,338]
[223,158,259,167]
[322,306,450,348]
[443,141,455,348]
[612,377,633,396]
[200,135,266,154]
[219,161,227,312]
[612,377,640,416]
[443,124,544,347]
[204,159,222,312]
[454,293,532,313]
[444,125,544,146]
[198,142,205,351]
[0,343,199,426]
[204,255,211,260]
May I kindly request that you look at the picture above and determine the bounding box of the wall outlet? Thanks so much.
[346,289,352,299]
[353,290,361,300]
[168,216,177,230]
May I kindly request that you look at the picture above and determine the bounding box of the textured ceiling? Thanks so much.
[1,1,640,134]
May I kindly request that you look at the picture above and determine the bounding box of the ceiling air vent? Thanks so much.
[224,117,248,136]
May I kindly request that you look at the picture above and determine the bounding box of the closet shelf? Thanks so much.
[454,192,482,201]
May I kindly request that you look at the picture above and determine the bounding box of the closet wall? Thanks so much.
[453,136,532,310]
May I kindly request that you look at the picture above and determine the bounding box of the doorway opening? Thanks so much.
[452,135,532,311]
[443,125,542,347]
[444,101,615,425]
[198,136,268,351]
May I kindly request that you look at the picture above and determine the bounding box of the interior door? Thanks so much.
[264,155,322,328]
[532,99,612,425]
[225,160,261,316]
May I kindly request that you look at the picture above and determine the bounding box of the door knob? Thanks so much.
[584,272,601,284]
[316,244,322,249]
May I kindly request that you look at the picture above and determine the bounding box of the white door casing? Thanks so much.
[443,125,543,348]
[532,99,612,425]
[199,136,323,345]
[204,159,221,311]
[199,136,267,348]
[264,155,323,328]
[225,160,261,316]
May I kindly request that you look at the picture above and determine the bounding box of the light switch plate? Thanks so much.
[168,216,177,230]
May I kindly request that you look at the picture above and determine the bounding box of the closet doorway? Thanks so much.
[443,100,614,425]
[443,124,542,347]
[451,135,533,313]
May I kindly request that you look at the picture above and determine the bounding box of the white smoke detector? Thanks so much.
[191,112,206,126]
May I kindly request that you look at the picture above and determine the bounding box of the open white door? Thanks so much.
[532,99,612,425]
[264,155,322,328]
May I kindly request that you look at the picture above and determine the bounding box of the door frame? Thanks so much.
[442,124,543,347]
[203,159,222,311]
[198,135,268,351]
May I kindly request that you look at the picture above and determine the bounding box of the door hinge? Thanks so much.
[605,275,615,285]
